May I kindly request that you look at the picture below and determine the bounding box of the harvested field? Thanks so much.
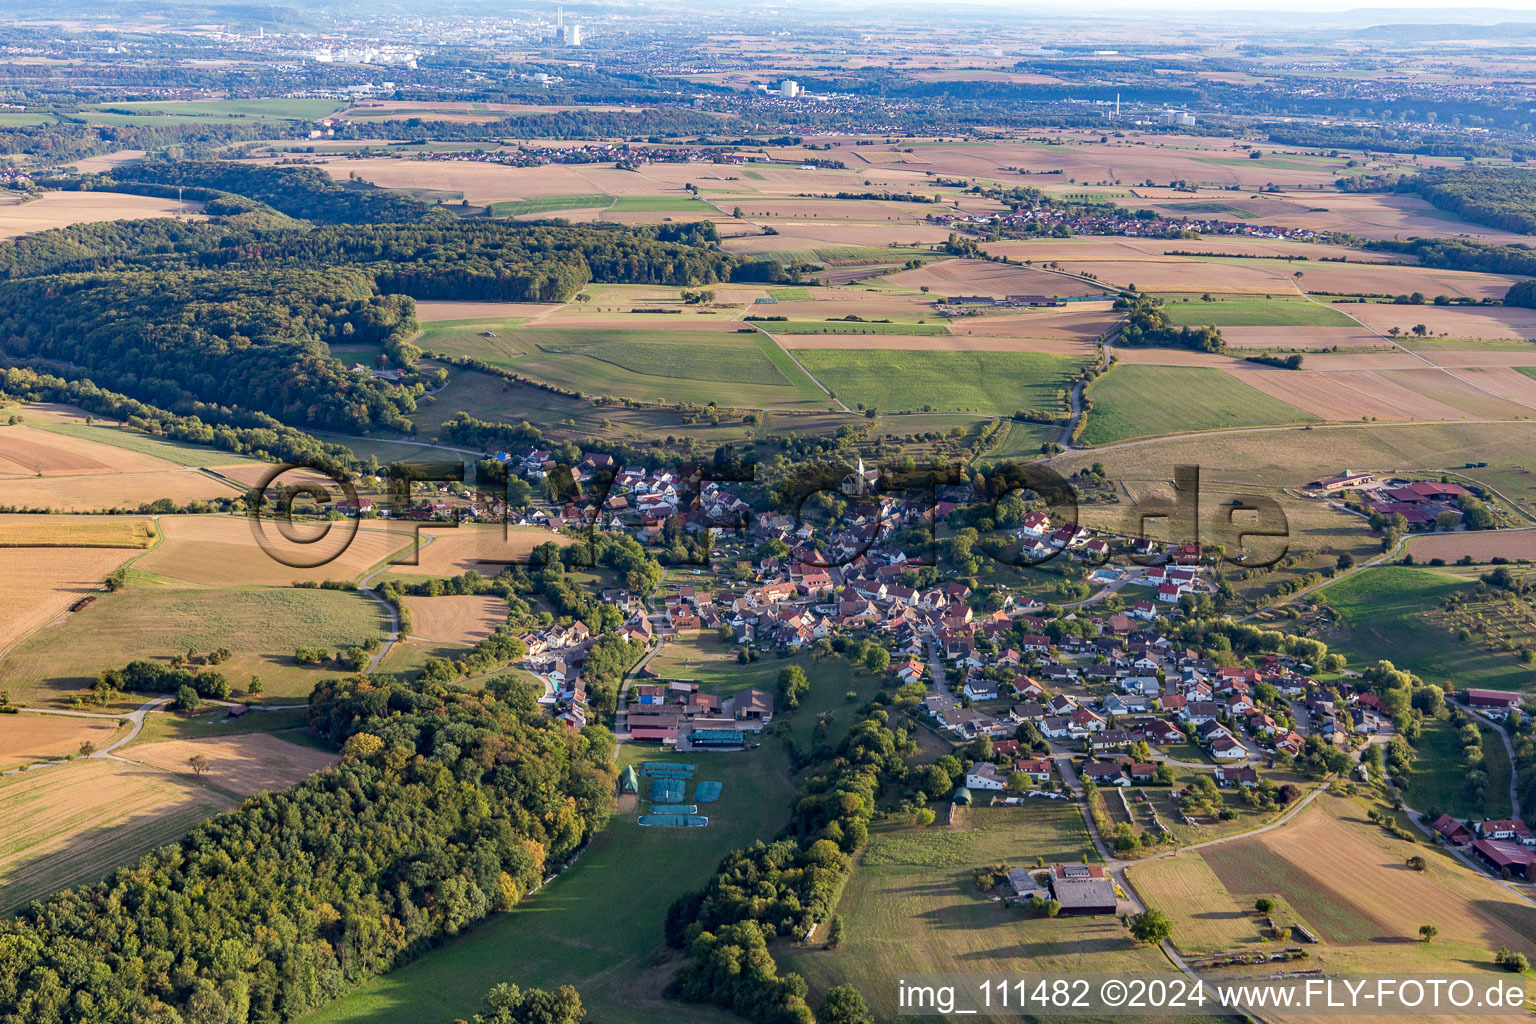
[0,758,233,912]
[401,594,509,645]
[0,422,244,511]
[321,157,703,206]
[0,547,137,654]
[0,515,156,548]
[1383,368,1535,419]
[880,258,1107,298]
[1219,326,1385,350]
[387,524,574,577]
[1202,796,1536,955]
[413,300,563,322]
[1225,368,1473,422]
[949,305,1120,340]
[1347,303,1536,341]
[1239,191,1536,245]
[136,516,418,587]
[1446,366,1536,410]
[0,191,204,239]
[120,733,338,796]
[1407,529,1536,563]
[1057,258,1302,294]
[0,714,121,768]
[1125,853,1261,956]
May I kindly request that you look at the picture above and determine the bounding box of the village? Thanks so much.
[373,445,1536,899]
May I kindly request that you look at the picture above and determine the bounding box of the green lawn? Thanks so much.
[0,585,389,708]
[795,349,1083,416]
[767,287,813,301]
[302,743,797,1024]
[1316,565,1533,691]
[1160,299,1356,328]
[781,802,1170,1019]
[1080,365,1317,444]
[1405,716,1513,820]
[489,193,612,217]
[757,320,949,336]
[0,112,51,126]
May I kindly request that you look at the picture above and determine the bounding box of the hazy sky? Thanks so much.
[944,0,1536,11]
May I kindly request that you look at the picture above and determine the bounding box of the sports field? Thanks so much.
[1081,365,1317,444]
[794,349,1083,415]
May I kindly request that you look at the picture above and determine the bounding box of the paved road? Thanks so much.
[358,532,439,673]
[1060,324,1118,448]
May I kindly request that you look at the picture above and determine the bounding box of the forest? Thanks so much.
[1404,167,1536,235]
[0,165,736,435]
[0,673,618,1024]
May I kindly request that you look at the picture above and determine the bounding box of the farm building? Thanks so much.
[1466,689,1523,716]
[1005,867,1047,905]
[1471,839,1533,881]
[1048,864,1118,916]
[1431,813,1473,846]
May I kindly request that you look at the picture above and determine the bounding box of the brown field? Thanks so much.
[1126,853,1262,956]
[950,304,1120,339]
[136,515,418,587]
[0,191,204,239]
[1347,303,1536,340]
[1383,368,1536,419]
[414,300,563,322]
[1056,258,1303,294]
[1201,796,1536,961]
[1243,191,1536,245]
[0,546,138,654]
[120,733,339,795]
[0,714,122,767]
[1420,350,1536,367]
[1112,348,1241,367]
[1219,326,1386,350]
[1291,263,1515,301]
[0,757,233,912]
[67,149,146,173]
[1284,351,1426,370]
[1408,528,1536,563]
[734,199,938,222]
[0,515,156,548]
[401,594,509,645]
[386,524,574,577]
[1226,368,1473,421]
[880,258,1108,298]
[1447,366,1536,409]
[0,422,243,511]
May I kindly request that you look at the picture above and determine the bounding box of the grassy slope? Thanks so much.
[795,349,1082,416]
[31,420,261,469]
[1405,715,1514,820]
[303,745,795,1024]
[781,802,1170,1021]
[1081,365,1317,444]
[0,585,388,706]
[1317,565,1533,691]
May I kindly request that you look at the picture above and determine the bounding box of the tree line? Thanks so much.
[0,671,618,1024]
